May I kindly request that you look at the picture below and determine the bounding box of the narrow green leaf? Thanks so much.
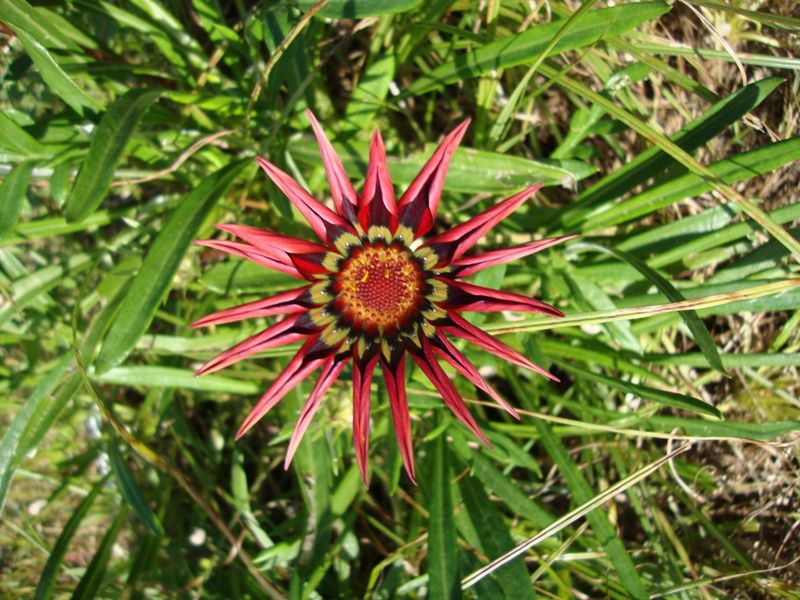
[65,89,162,222]
[427,425,460,599]
[0,0,77,49]
[534,421,649,599]
[458,476,536,599]
[95,366,260,394]
[15,28,102,116]
[343,52,396,132]
[642,416,800,440]
[95,160,249,373]
[0,355,73,515]
[290,137,594,193]
[0,112,47,158]
[107,437,164,537]
[569,77,783,214]
[0,161,33,237]
[576,242,727,375]
[405,2,670,95]
[297,0,422,18]
[557,360,721,419]
[583,137,800,231]
[70,507,127,600]
[35,479,105,600]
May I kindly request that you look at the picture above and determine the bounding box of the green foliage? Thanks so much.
[2,1,799,598]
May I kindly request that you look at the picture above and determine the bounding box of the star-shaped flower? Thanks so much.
[193,112,572,484]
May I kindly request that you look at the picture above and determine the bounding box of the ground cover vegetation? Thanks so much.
[1,0,800,597]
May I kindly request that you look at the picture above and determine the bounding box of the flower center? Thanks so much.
[332,242,424,335]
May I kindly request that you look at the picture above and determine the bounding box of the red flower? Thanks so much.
[193,112,573,484]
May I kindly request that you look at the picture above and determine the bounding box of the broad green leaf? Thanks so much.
[557,360,721,419]
[0,161,33,237]
[568,77,783,215]
[575,242,726,375]
[70,507,127,599]
[95,366,261,394]
[405,2,670,95]
[15,28,102,116]
[35,479,105,600]
[95,160,249,374]
[644,352,800,368]
[457,476,537,599]
[107,437,164,537]
[297,0,422,18]
[65,89,162,222]
[427,424,460,599]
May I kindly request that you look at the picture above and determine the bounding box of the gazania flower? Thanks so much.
[193,111,572,484]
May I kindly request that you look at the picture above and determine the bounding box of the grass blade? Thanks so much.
[34,478,105,600]
[107,436,164,537]
[405,2,671,95]
[70,507,127,600]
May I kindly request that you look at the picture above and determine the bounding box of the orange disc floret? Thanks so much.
[332,242,424,335]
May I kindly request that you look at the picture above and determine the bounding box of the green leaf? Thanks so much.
[642,416,800,440]
[427,424,461,599]
[94,160,249,374]
[569,77,783,214]
[582,136,800,231]
[290,137,594,193]
[575,242,727,375]
[0,161,33,238]
[534,420,649,599]
[405,2,671,95]
[15,28,102,116]
[342,52,396,132]
[70,507,127,600]
[0,355,73,515]
[107,436,164,537]
[457,475,536,599]
[297,0,423,18]
[65,89,162,222]
[95,366,261,394]
[35,479,105,600]
[0,112,47,158]
[558,360,721,419]
[0,0,77,49]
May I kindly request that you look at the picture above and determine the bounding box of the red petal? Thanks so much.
[284,354,349,468]
[190,287,312,328]
[216,223,329,255]
[235,337,333,440]
[410,338,491,447]
[424,185,541,265]
[195,313,316,376]
[439,278,563,317]
[255,156,354,245]
[440,312,558,382]
[432,332,519,419]
[397,119,470,238]
[381,356,416,483]
[306,110,359,222]
[451,235,577,278]
[352,352,379,485]
[359,129,398,232]
[195,239,303,279]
